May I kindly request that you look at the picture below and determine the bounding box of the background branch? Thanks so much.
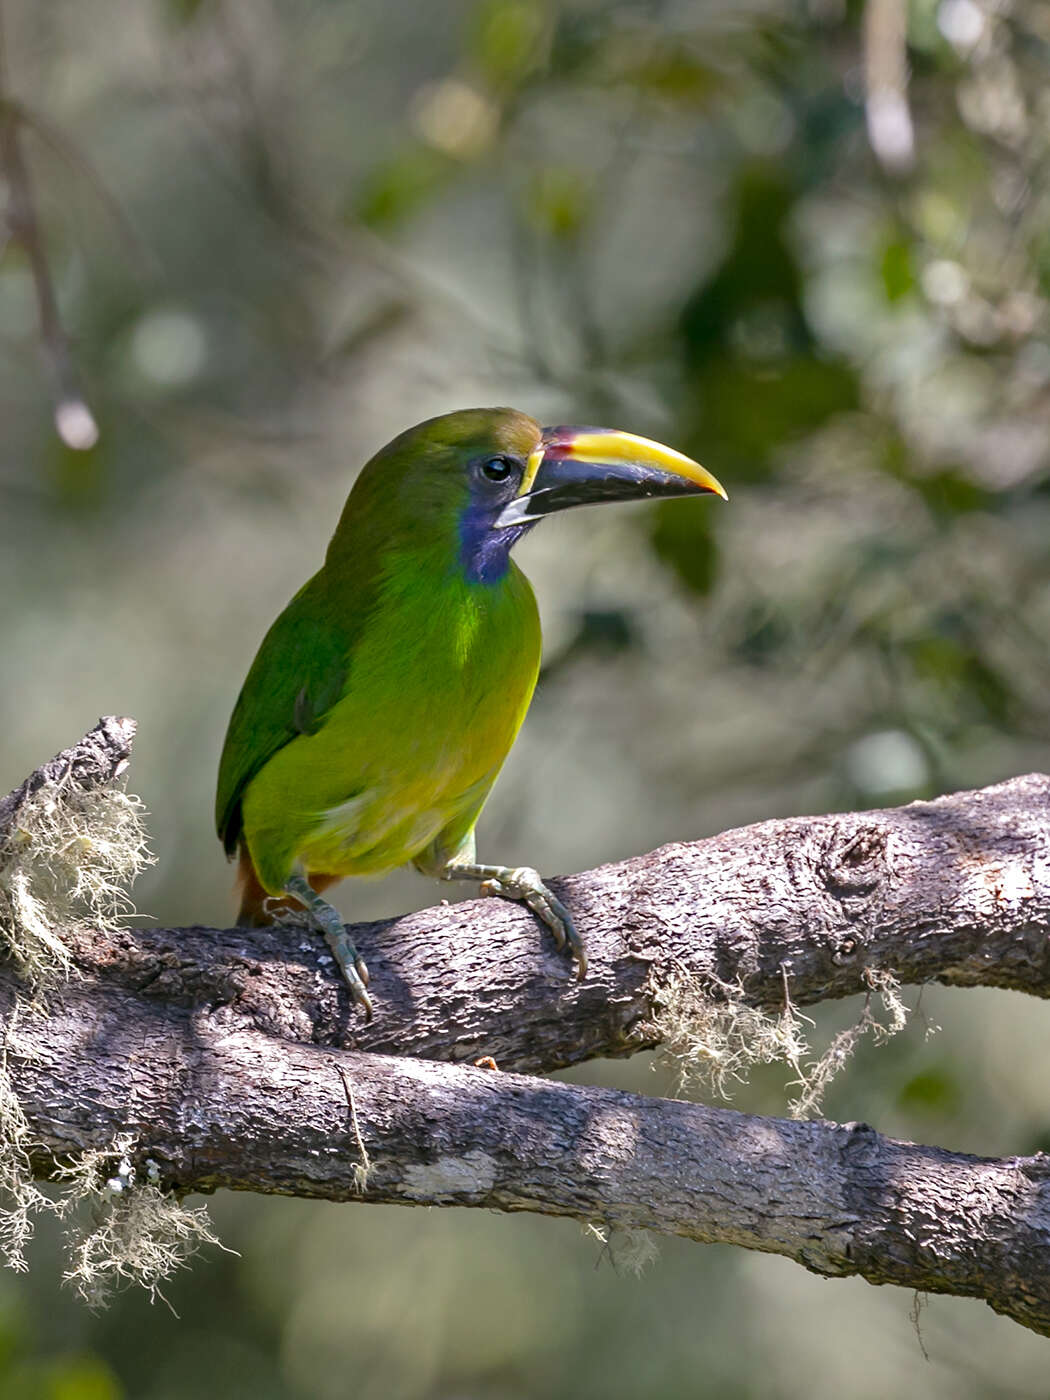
[0,0,99,450]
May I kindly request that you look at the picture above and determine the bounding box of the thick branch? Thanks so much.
[63,769,1050,1074]
[3,722,1050,1335]
[5,976,1050,1336]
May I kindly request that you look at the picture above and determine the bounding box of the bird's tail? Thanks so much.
[236,844,341,926]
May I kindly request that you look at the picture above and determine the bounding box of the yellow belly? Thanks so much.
[301,768,496,877]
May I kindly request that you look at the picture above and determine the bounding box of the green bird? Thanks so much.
[216,408,726,1017]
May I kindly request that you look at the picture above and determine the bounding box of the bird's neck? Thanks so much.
[457,506,534,586]
[345,535,539,684]
[328,502,534,591]
[325,513,534,617]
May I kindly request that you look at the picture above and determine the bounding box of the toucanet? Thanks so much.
[216,408,726,1017]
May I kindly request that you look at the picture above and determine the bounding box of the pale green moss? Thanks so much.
[0,781,153,987]
[583,1222,661,1278]
[0,771,222,1305]
[653,966,911,1118]
[54,1138,227,1309]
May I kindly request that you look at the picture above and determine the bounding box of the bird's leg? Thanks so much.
[432,853,588,979]
[284,873,373,1019]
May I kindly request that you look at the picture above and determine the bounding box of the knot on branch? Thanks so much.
[820,823,888,901]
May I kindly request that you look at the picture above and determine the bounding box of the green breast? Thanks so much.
[239,556,541,890]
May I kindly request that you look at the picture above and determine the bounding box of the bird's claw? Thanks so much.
[284,875,374,1019]
[343,969,374,1019]
[480,865,588,979]
[325,926,373,1019]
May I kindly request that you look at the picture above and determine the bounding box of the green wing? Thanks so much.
[215,575,351,855]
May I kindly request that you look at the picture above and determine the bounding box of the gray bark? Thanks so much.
[3,720,1050,1336]
[8,974,1050,1336]
[0,715,136,835]
[63,768,1050,1076]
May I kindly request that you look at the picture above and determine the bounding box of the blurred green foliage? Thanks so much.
[2,0,1050,1395]
[0,1301,121,1400]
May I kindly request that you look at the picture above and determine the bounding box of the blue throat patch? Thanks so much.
[458,503,533,585]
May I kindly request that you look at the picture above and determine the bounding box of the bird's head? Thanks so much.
[335,407,726,584]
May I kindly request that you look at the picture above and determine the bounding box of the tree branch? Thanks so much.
[0,715,136,837]
[3,721,1050,1334]
[0,1,99,450]
[6,974,1050,1336]
[62,769,1050,1075]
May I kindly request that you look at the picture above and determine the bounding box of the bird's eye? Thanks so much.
[480,456,515,483]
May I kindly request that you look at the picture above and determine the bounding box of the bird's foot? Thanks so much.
[284,874,373,1019]
[450,863,587,978]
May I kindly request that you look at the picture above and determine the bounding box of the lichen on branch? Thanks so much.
[1,721,1050,1336]
[0,718,216,1305]
[0,781,152,986]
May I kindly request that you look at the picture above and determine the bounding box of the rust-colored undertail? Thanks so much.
[236,844,342,927]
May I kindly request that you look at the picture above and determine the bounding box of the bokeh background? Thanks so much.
[2,0,1050,1395]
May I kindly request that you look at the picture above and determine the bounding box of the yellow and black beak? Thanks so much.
[494,426,727,528]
